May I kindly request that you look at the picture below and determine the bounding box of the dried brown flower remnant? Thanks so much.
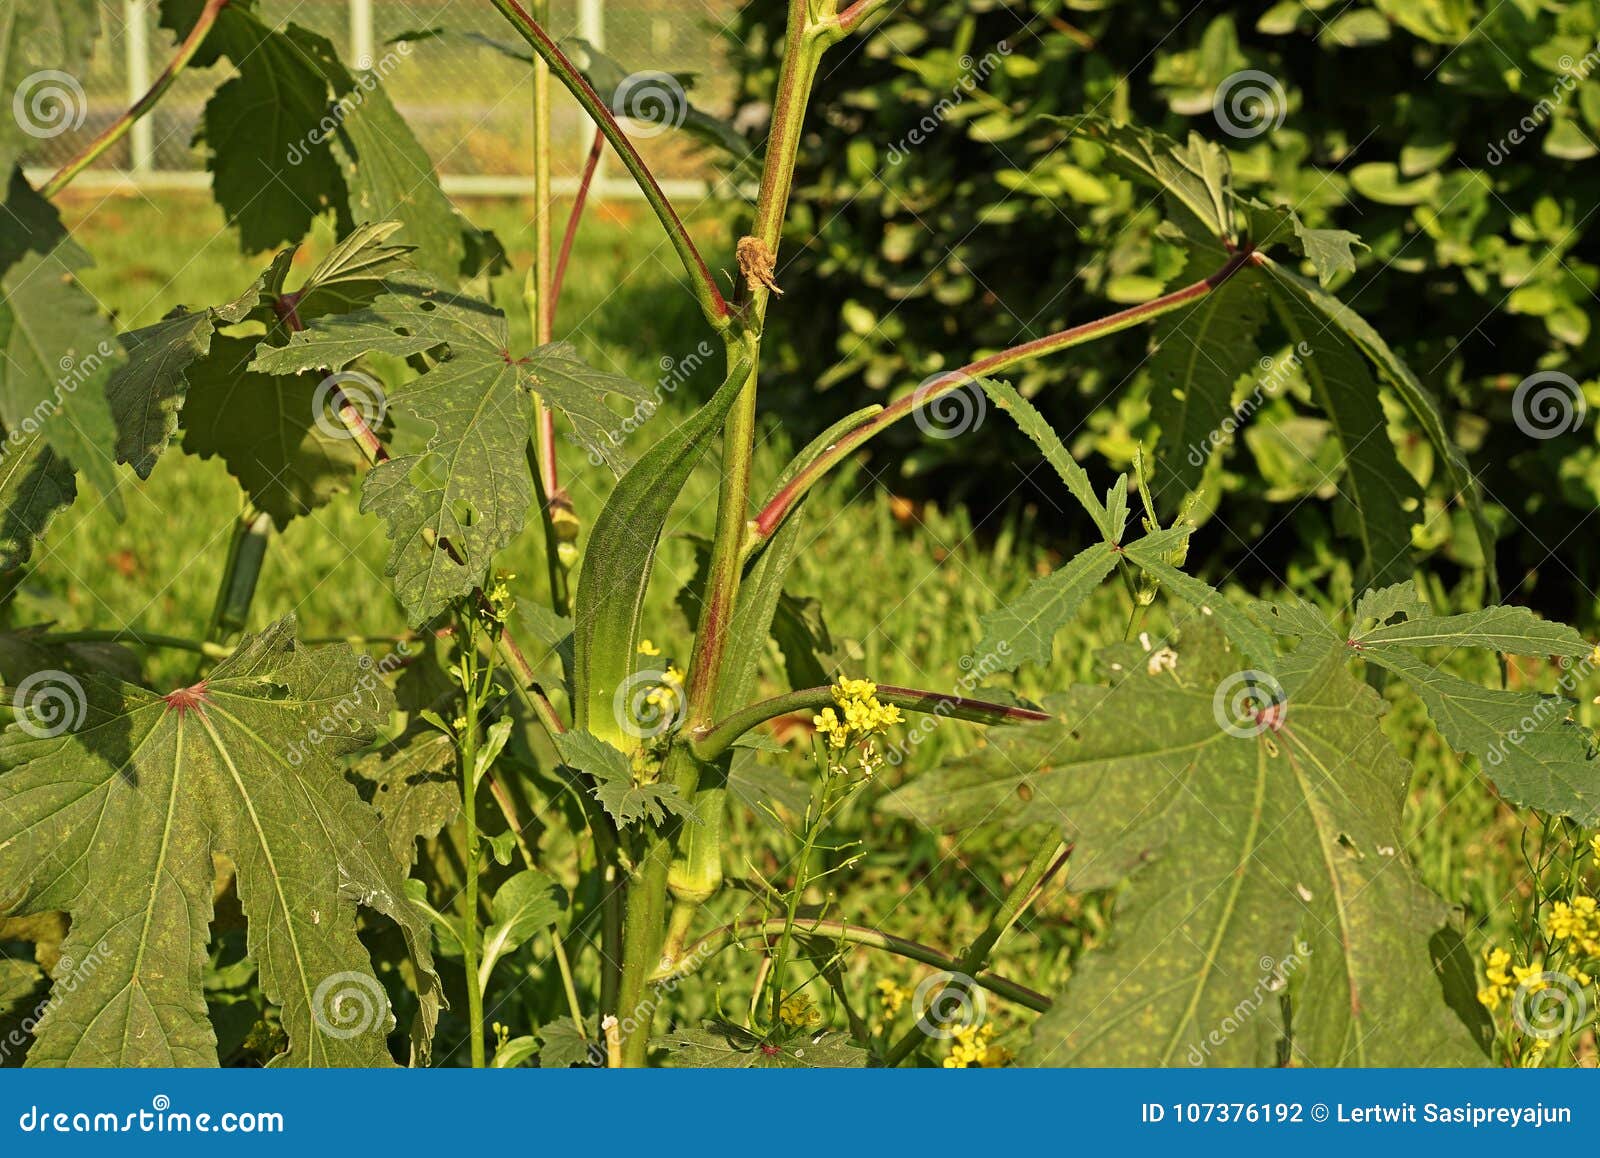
[736,235,782,296]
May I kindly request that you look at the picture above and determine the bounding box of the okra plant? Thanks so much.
[1,0,1596,1069]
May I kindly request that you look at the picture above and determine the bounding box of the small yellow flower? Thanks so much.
[637,639,662,657]
[483,570,518,624]
[942,1023,1011,1068]
[811,676,903,776]
[875,979,911,1021]
[779,993,822,1029]
[1590,833,1600,871]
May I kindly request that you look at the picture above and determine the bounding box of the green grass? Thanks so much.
[32,189,1552,1062]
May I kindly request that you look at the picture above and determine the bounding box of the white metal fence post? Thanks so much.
[579,0,607,196]
[126,0,154,173]
[349,0,375,68]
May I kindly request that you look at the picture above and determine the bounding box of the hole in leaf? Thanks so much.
[409,453,449,493]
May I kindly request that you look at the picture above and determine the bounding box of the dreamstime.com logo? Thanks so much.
[11,670,87,739]
[913,970,986,1040]
[1512,971,1589,1041]
[12,69,86,138]
[0,939,111,1064]
[0,340,120,468]
[1186,942,1312,1065]
[283,645,412,766]
[1213,70,1287,139]
[314,370,388,440]
[1511,370,1586,438]
[16,1095,284,1135]
[286,42,412,164]
[912,373,986,440]
[611,71,688,138]
[1212,670,1287,739]
[311,971,392,1040]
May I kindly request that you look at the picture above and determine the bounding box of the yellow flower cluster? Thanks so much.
[942,1023,1013,1068]
[875,978,911,1019]
[1546,895,1600,970]
[812,677,904,776]
[483,570,517,625]
[1591,833,1600,870]
[1477,946,1554,1011]
[779,993,822,1030]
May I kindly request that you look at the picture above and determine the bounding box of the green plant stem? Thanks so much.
[42,0,229,198]
[488,623,626,1018]
[205,506,273,647]
[486,0,730,328]
[881,839,1070,1066]
[38,630,233,658]
[767,785,831,1026]
[486,772,589,1048]
[692,684,1049,762]
[35,629,418,658]
[649,918,1051,1012]
[458,642,487,1069]
[750,249,1255,544]
[526,0,566,537]
[612,2,841,1067]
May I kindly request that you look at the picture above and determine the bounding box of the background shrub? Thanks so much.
[724,0,1600,622]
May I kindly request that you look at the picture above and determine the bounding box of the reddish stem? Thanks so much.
[488,0,729,324]
[43,0,231,197]
[751,250,1254,541]
[547,128,605,336]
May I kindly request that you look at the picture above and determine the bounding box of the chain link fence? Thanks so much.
[26,0,740,195]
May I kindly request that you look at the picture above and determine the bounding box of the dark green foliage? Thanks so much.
[725,0,1600,619]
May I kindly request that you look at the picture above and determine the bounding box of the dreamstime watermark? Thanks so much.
[1184,942,1312,1065]
[313,370,388,440]
[886,44,1011,164]
[12,69,86,138]
[912,970,986,1040]
[286,42,413,165]
[1486,44,1600,164]
[0,939,111,1064]
[311,971,391,1040]
[1213,70,1287,139]
[574,340,717,465]
[1212,669,1288,739]
[1511,370,1586,438]
[1511,970,1588,1041]
[0,340,119,466]
[610,71,688,138]
[612,669,686,740]
[912,372,987,439]
[11,670,87,739]
[593,936,720,1065]
[885,641,1013,767]
[1483,646,1596,769]
[283,644,412,766]
[1184,342,1314,469]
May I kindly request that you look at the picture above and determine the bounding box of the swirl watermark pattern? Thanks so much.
[13,70,87,139]
[611,72,687,138]
[1511,370,1585,438]
[1511,970,1588,1041]
[912,970,987,1039]
[12,671,87,739]
[1212,670,1288,739]
[1213,70,1287,139]
[912,374,986,440]
[313,370,388,440]
[613,669,686,740]
[311,971,390,1040]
